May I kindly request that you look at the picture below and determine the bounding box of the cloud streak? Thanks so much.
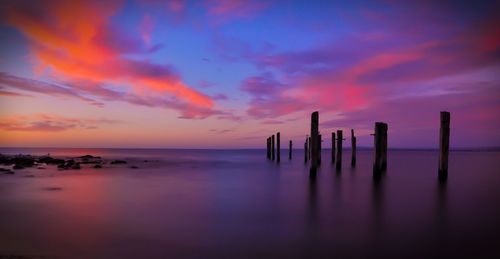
[2,0,214,117]
[0,114,126,132]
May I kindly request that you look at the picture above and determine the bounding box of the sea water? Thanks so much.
[0,148,499,258]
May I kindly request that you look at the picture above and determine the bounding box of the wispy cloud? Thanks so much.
[0,72,104,106]
[0,114,126,132]
[0,72,239,119]
[240,72,308,118]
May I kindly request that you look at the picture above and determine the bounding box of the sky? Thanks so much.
[0,0,499,149]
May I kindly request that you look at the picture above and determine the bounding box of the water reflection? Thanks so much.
[372,174,385,233]
[307,180,318,227]
[1,149,499,258]
[435,180,448,231]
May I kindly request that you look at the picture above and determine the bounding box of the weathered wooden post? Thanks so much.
[331,132,336,164]
[381,123,388,171]
[373,122,384,177]
[267,137,270,159]
[336,130,343,171]
[318,134,322,166]
[351,129,356,167]
[304,136,308,163]
[438,111,450,181]
[289,140,292,160]
[272,135,275,161]
[310,111,319,179]
[307,137,311,160]
[269,137,272,160]
[277,132,281,163]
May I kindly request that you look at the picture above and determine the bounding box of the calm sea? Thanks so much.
[0,148,499,258]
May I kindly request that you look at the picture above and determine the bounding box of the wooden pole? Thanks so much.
[351,129,356,167]
[272,135,275,161]
[336,130,343,171]
[373,122,384,177]
[307,137,311,160]
[439,111,450,181]
[310,111,319,178]
[331,132,336,164]
[318,134,322,166]
[267,137,270,159]
[277,132,281,163]
[381,123,388,171]
[304,136,308,163]
[289,140,292,160]
[269,137,272,160]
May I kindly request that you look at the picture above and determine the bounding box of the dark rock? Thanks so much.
[12,155,35,168]
[0,155,14,165]
[0,168,14,174]
[80,160,102,164]
[110,160,127,164]
[78,155,101,159]
[130,166,138,169]
[37,167,46,169]
[13,164,24,170]
[38,156,65,165]
[93,164,102,169]
[65,160,75,166]
[71,163,81,170]
[52,159,65,164]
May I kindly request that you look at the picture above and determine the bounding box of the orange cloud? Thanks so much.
[3,0,213,110]
[0,113,125,132]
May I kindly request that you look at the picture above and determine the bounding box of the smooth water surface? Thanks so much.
[1,148,499,258]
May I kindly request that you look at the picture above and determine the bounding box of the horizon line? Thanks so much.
[1,146,500,152]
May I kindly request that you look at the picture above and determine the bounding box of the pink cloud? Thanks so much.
[0,72,241,119]
[0,114,125,132]
[232,10,500,122]
[2,0,214,117]
[321,80,500,148]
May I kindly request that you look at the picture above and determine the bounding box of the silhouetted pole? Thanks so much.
[269,137,272,159]
[277,132,281,163]
[269,137,272,160]
[336,130,343,171]
[331,132,336,164]
[272,135,275,161]
[266,137,270,159]
[373,122,384,177]
[307,137,311,160]
[305,136,308,163]
[381,123,388,171]
[318,134,322,166]
[289,140,292,160]
[438,111,450,181]
[310,111,319,179]
[351,129,356,167]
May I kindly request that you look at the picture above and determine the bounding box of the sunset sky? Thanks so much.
[0,0,499,148]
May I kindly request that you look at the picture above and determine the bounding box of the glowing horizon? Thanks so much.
[0,0,499,149]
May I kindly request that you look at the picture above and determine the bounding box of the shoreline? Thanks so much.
[0,154,141,175]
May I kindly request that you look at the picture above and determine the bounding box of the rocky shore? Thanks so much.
[0,154,137,174]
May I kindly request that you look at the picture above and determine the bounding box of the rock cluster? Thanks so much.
[0,154,140,172]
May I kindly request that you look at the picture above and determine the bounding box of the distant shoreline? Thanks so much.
[1,147,499,152]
